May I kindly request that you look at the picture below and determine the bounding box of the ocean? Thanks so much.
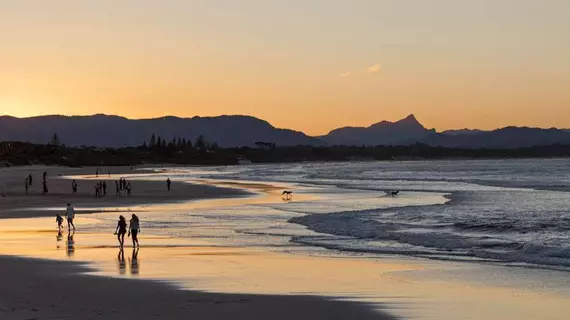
[81,158,570,270]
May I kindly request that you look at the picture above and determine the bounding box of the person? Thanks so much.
[42,179,48,194]
[66,203,76,231]
[28,173,32,186]
[56,213,64,231]
[42,171,47,181]
[115,180,120,195]
[102,181,107,196]
[95,183,100,198]
[166,178,172,191]
[25,177,29,194]
[114,215,127,247]
[128,214,140,247]
[72,179,78,194]
[126,181,132,196]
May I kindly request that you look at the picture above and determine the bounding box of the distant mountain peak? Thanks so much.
[396,114,422,126]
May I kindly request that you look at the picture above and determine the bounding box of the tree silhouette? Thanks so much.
[195,135,206,151]
[149,134,156,148]
[49,133,61,147]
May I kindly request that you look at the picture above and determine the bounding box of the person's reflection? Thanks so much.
[66,230,75,257]
[117,248,126,275]
[56,229,63,249]
[129,247,140,275]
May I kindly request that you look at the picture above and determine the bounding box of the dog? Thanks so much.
[282,190,293,200]
[385,190,399,197]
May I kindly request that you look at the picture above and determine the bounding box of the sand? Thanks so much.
[0,166,393,319]
[0,165,249,218]
[0,255,392,320]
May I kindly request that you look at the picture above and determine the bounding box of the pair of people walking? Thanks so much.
[114,214,140,248]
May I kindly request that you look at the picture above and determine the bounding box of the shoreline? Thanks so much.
[0,255,393,320]
[0,165,251,219]
[2,165,570,319]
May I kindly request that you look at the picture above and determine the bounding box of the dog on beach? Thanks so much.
[282,190,293,200]
[385,190,400,197]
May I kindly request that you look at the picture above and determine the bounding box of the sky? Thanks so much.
[1,0,569,135]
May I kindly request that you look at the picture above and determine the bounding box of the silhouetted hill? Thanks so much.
[321,114,436,146]
[1,114,569,149]
[427,127,570,148]
[0,114,323,148]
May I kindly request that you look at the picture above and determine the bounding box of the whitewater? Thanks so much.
[83,159,570,270]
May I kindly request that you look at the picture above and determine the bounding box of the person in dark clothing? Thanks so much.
[42,171,47,181]
[103,181,107,196]
[114,215,128,247]
[28,173,32,186]
[128,214,140,247]
[72,179,78,194]
[166,178,172,191]
[115,180,120,195]
[126,182,132,196]
[42,179,48,194]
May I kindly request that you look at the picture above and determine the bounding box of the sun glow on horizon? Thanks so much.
[1,1,569,135]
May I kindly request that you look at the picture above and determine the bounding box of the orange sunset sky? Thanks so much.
[1,0,569,135]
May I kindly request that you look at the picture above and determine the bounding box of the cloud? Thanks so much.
[339,71,352,77]
[368,64,382,73]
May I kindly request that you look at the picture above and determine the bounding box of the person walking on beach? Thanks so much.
[28,173,32,186]
[72,179,78,194]
[166,178,171,191]
[126,181,132,196]
[56,213,64,231]
[95,183,100,198]
[103,181,107,196]
[66,203,76,231]
[114,215,128,247]
[25,177,29,194]
[128,214,140,247]
[115,180,120,195]
[42,179,48,194]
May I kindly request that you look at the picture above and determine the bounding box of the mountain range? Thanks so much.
[0,114,569,149]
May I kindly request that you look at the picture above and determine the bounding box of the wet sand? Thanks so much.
[0,165,249,218]
[0,255,391,320]
[1,166,570,320]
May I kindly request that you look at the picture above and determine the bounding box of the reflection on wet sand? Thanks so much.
[117,248,139,276]
[56,229,63,248]
[66,230,75,257]
[118,249,126,275]
[130,248,140,275]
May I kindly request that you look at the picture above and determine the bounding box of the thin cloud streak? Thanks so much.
[368,64,381,73]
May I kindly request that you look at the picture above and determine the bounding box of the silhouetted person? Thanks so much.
[95,183,100,198]
[166,178,172,191]
[103,181,107,196]
[42,179,48,194]
[28,173,32,186]
[126,182,132,196]
[66,203,76,231]
[114,215,127,248]
[56,213,64,231]
[72,179,78,194]
[25,177,29,194]
[42,171,47,181]
[129,214,140,247]
[115,180,120,195]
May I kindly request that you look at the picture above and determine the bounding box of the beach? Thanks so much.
[1,163,570,320]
